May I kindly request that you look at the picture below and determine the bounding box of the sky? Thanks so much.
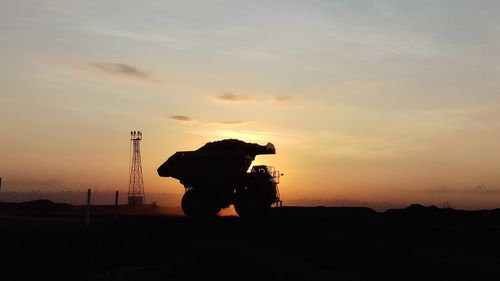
[1,0,500,209]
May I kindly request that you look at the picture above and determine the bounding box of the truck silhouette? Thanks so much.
[157,139,282,217]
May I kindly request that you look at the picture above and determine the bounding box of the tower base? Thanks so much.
[127,196,144,206]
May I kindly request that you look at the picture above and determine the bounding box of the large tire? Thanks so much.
[181,189,220,218]
[234,189,271,218]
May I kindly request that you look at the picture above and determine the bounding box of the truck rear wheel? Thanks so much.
[181,189,220,218]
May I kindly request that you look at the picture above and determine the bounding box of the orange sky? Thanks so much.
[1,1,500,209]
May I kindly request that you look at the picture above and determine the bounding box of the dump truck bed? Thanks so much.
[157,139,275,187]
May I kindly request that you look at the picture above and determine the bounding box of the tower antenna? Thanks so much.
[128,131,145,205]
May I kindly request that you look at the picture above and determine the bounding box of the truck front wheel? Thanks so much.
[234,189,270,218]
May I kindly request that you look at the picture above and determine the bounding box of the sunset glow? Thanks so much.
[2,1,500,209]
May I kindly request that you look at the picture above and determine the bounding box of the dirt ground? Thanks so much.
[1,201,500,281]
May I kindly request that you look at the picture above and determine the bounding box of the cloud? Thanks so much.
[218,121,246,124]
[272,95,334,109]
[215,92,252,102]
[428,186,455,194]
[213,92,333,109]
[427,184,500,195]
[6,178,63,187]
[467,184,500,195]
[91,63,149,80]
[274,95,294,102]
[169,115,193,122]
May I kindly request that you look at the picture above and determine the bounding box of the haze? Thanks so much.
[1,1,500,209]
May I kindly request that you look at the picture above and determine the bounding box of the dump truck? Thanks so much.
[157,139,282,217]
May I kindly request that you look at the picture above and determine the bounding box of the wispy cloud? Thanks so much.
[6,178,63,188]
[427,184,500,195]
[81,26,177,43]
[218,120,246,125]
[169,115,193,122]
[215,92,252,103]
[274,95,294,102]
[91,63,149,80]
[206,129,302,146]
[213,93,332,109]
[272,95,333,109]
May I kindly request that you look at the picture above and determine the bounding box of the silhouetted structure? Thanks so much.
[128,131,145,205]
[85,188,91,226]
[157,139,282,218]
[443,200,451,208]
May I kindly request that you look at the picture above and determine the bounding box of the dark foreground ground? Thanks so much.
[1,201,500,281]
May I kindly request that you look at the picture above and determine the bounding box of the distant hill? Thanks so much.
[0,190,182,206]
